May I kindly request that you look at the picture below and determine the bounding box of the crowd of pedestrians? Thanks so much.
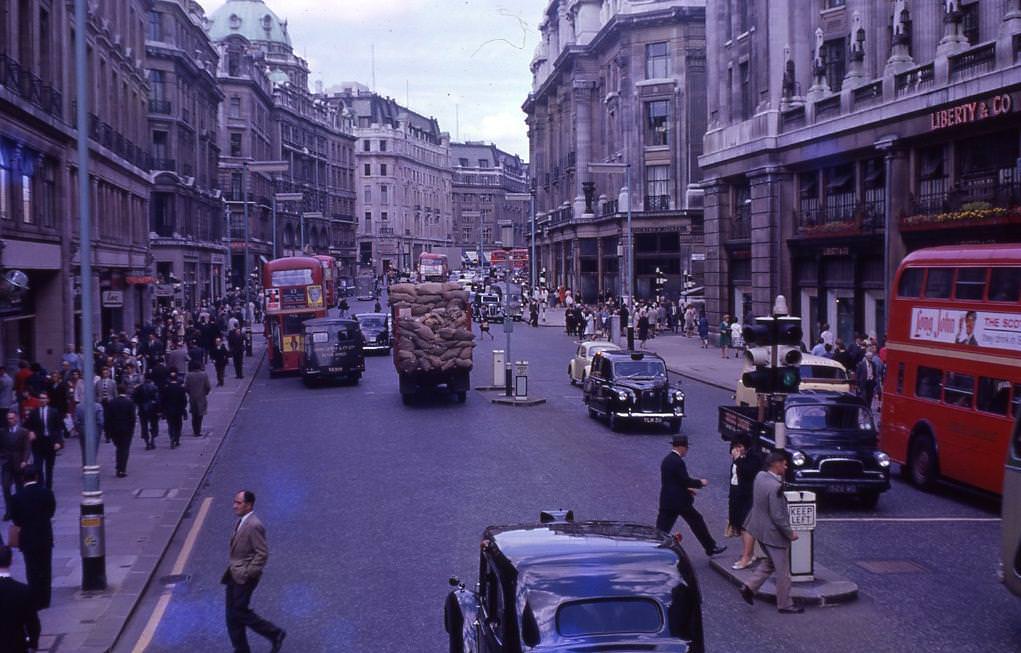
[0,292,255,632]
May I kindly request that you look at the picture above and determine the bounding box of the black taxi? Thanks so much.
[300,317,365,386]
[444,510,704,653]
[583,350,684,432]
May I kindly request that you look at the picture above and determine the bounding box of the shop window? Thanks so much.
[822,38,846,92]
[977,377,1012,416]
[989,267,1021,302]
[954,268,987,300]
[645,100,669,146]
[645,42,669,79]
[925,268,953,299]
[944,372,975,408]
[915,366,942,401]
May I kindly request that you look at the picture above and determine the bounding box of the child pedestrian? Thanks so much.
[480,316,493,340]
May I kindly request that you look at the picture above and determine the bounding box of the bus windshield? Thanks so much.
[271,269,314,287]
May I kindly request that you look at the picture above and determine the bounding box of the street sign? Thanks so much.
[789,503,817,531]
[101,290,123,307]
[691,252,706,261]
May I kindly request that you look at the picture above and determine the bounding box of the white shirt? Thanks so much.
[234,510,253,535]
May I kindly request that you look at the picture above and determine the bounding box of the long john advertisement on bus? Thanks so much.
[910,307,1021,351]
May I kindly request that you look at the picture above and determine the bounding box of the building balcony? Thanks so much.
[602,199,619,216]
[909,169,1021,217]
[148,98,172,114]
[0,53,63,121]
[795,196,885,238]
[644,195,670,212]
[949,43,996,83]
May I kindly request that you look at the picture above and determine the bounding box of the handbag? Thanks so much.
[7,524,20,548]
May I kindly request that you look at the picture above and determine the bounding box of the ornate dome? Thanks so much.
[207,0,291,47]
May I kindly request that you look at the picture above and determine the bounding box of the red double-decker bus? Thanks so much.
[262,256,327,375]
[509,248,529,273]
[314,255,338,308]
[879,244,1021,494]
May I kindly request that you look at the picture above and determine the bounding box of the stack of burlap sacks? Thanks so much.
[389,282,475,375]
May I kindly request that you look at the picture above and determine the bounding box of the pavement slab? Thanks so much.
[7,337,265,653]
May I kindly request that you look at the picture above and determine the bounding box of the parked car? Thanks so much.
[444,510,705,653]
[354,312,391,354]
[734,354,851,407]
[568,340,621,385]
[583,350,684,432]
[719,391,891,507]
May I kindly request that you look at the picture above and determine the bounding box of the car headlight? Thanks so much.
[616,389,633,403]
[791,451,806,467]
[875,451,891,468]
[670,389,685,404]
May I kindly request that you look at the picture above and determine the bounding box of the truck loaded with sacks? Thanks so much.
[389,281,475,404]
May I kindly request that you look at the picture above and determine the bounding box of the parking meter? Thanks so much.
[785,490,816,582]
[492,350,505,386]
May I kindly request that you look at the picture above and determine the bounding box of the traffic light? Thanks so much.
[741,315,803,394]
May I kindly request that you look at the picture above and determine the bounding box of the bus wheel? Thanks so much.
[909,435,939,490]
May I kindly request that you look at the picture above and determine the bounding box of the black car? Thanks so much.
[445,510,704,653]
[355,312,391,354]
[720,392,892,507]
[583,350,684,432]
[300,317,365,386]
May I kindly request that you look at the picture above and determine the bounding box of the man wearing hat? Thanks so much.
[657,434,727,557]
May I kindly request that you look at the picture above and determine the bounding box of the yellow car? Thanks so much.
[735,353,850,406]
[568,341,621,385]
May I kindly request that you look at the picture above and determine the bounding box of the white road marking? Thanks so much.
[817,517,1000,523]
[131,496,214,653]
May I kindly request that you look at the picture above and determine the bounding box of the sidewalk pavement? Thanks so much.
[537,307,743,391]
[8,334,266,653]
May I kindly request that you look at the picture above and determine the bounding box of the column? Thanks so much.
[573,81,595,218]
[596,236,604,298]
[702,179,727,325]
[879,141,909,300]
[747,167,790,318]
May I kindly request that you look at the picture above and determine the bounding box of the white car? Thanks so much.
[568,341,621,385]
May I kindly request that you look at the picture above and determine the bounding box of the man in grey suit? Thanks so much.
[739,451,803,614]
[222,490,286,653]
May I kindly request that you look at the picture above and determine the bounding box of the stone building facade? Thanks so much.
[450,141,529,258]
[1,0,152,368]
[524,0,707,303]
[326,82,453,275]
[146,0,226,308]
[207,0,357,284]
[701,0,1021,345]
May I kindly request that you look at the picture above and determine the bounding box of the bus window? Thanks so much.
[954,268,987,301]
[989,267,1021,302]
[925,268,953,299]
[976,377,1011,416]
[915,366,943,400]
[898,268,924,297]
[944,372,975,407]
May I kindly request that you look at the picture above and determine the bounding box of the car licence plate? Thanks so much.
[826,484,859,494]
[328,367,345,373]
[642,417,660,424]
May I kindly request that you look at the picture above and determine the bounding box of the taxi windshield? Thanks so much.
[358,317,386,329]
[613,360,667,378]
[785,405,873,432]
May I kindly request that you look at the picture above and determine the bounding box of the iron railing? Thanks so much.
[949,43,996,82]
[644,195,670,211]
[602,199,619,216]
[853,81,883,110]
[894,63,934,98]
[0,54,63,120]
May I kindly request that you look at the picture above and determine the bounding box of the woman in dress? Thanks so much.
[719,314,732,358]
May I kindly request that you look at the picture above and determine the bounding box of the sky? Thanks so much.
[198,0,550,159]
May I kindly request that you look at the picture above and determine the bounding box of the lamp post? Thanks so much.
[506,191,535,290]
[75,0,105,591]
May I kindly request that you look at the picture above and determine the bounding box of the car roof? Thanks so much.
[354,313,387,319]
[485,521,687,640]
[582,341,620,351]
[800,354,847,370]
[600,350,665,362]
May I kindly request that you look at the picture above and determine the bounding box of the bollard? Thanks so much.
[514,361,529,400]
[785,490,817,582]
[492,350,505,387]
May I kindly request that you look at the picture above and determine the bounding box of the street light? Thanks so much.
[273,192,304,259]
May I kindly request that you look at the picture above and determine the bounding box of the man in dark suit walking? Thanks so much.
[656,434,727,557]
[0,544,40,652]
[105,387,137,478]
[228,327,245,379]
[1,411,32,521]
[25,392,64,489]
[739,451,803,613]
[10,467,56,610]
[160,372,188,449]
[223,490,286,653]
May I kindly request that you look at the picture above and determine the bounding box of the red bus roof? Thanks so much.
[263,256,322,271]
[900,244,1021,267]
